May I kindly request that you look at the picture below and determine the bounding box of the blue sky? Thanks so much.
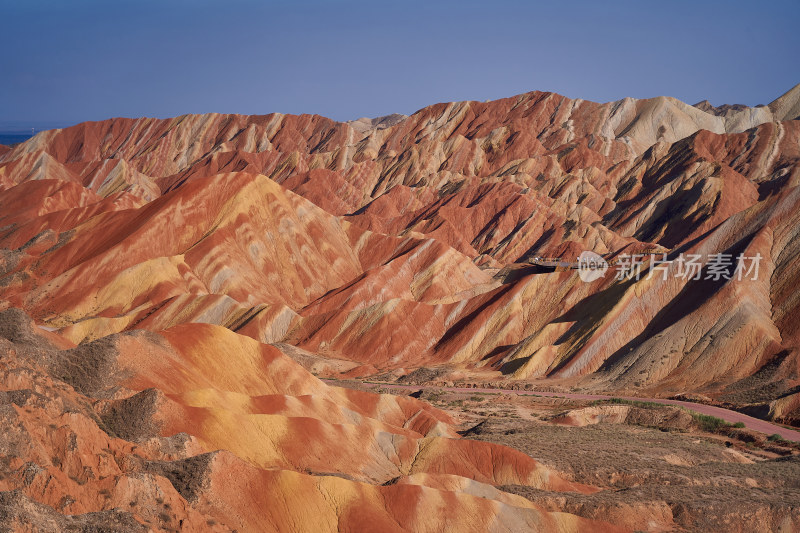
[1,0,798,129]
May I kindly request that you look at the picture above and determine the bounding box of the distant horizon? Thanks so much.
[1,81,797,135]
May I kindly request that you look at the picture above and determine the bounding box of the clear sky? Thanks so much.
[1,0,798,129]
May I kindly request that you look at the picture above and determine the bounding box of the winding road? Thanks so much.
[325,379,800,442]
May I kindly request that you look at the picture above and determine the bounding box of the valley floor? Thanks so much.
[327,378,800,532]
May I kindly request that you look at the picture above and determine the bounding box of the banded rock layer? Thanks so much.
[1,85,800,529]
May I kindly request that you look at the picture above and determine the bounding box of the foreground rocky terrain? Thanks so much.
[0,309,616,531]
[1,85,799,530]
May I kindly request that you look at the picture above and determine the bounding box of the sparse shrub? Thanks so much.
[692,413,728,433]
[768,433,787,443]
[732,422,745,428]
[592,398,662,409]
[424,391,443,402]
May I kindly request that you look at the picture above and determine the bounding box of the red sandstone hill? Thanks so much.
[1,86,799,530]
